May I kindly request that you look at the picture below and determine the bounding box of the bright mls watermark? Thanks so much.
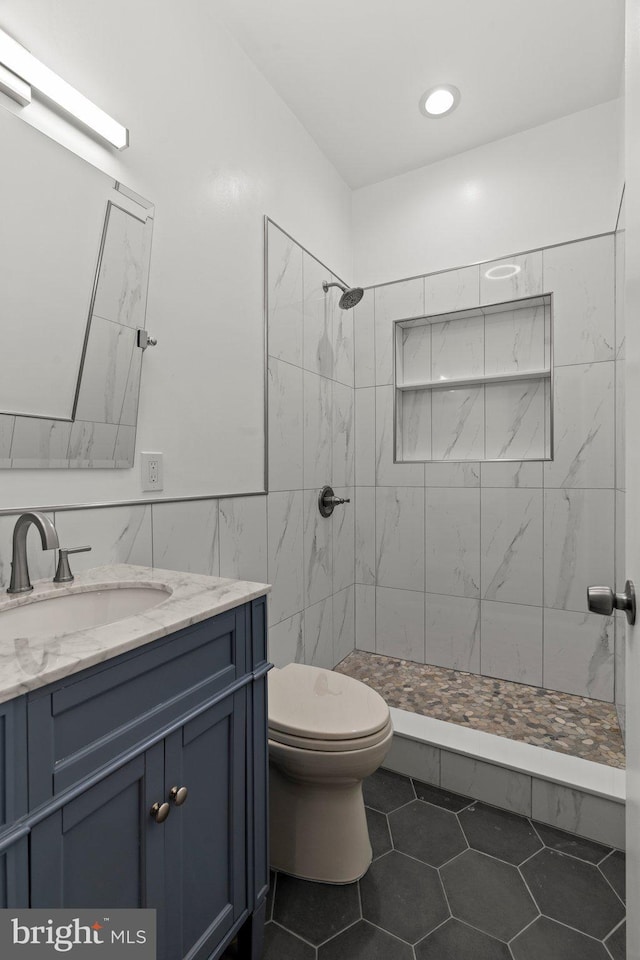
[0,910,156,957]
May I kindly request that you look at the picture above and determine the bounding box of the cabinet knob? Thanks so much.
[150,801,171,823]
[170,785,188,806]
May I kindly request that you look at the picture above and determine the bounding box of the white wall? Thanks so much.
[0,0,352,510]
[353,100,623,287]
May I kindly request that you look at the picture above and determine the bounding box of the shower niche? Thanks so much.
[394,294,552,462]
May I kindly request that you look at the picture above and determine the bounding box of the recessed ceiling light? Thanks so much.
[419,84,460,119]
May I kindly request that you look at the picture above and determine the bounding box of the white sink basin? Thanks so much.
[0,583,172,643]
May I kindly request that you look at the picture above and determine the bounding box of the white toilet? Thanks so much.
[268,663,393,884]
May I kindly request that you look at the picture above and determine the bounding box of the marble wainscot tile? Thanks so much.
[0,415,15,459]
[376,586,425,662]
[480,251,543,305]
[399,389,431,461]
[333,585,355,665]
[424,265,480,315]
[481,489,543,605]
[92,205,148,329]
[354,291,375,387]
[267,490,304,626]
[543,362,614,489]
[54,505,152,572]
[355,387,376,485]
[544,489,614,613]
[384,733,441,785]
[333,486,355,594]
[305,596,334,669]
[480,461,543,488]
[10,418,72,468]
[430,313,484,380]
[267,223,303,367]
[74,317,137,424]
[376,486,424,592]
[268,357,303,492]
[484,303,546,375]
[375,278,424,385]
[333,381,355,487]
[0,512,56,590]
[303,372,332,490]
[440,751,532,816]
[219,496,267,583]
[480,600,543,686]
[543,235,615,366]
[67,421,118,468]
[531,780,624,849]
[484,379,546,460]
[118,345,142,427]
[333,279,355,387]
[425,594,480,672]
[400,321,431,384]
[543,608,614,701]
[303,489,333,607]
[268,612,304,669]
[303,253,335,378]
[431,385,485,460]
[355,584,376,652]
[152,500,219,576]
[425,487,480,598]
[424,461,480,487]
[375,386,424,486]
[114,424,136,468]
[355,487,376,585]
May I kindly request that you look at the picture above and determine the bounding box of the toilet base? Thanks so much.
[269,763,372,884]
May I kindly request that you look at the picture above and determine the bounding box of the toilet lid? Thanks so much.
[268,664,390,741]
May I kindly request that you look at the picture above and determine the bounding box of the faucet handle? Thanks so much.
[54,545,92,584]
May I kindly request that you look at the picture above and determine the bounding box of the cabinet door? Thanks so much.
[0,835,28,908]
[30,745,165,916]
[164,691,247,960]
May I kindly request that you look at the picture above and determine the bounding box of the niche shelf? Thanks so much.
[394,294,553,463]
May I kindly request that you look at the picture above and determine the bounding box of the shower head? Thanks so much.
[322,280,364,310]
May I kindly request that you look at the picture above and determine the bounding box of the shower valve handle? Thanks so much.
[318,485,350,518]
[587,581,636,624]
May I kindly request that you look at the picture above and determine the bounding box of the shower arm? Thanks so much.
[322,281,345,294]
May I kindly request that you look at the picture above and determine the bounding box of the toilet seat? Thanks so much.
[269,716,393,753]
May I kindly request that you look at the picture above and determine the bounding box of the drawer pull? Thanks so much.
[170,785,188,806]
[150,801,171,823]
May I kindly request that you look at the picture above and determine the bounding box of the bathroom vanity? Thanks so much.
[0,565,270,960]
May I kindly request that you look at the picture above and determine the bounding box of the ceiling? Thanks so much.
[215,0,624,189]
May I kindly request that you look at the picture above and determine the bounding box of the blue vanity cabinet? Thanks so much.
[0,697,28,909]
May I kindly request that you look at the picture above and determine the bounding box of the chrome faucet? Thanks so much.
[7,512,59,595]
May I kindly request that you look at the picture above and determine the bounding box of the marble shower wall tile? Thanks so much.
[333,289,354,387]
[354,292,375,387]
[303,253,335,378]
[543,489,614,613]
[616,362,625,491]
[355,387,376,485]
[303,489,333,607]
[399,389,432,461]
[152,500,219,576]
[114,425,136,468]
[303,372,332,489]
[219,495,268,584]
[480,252,543,305]
[484,303,546,375]
[375,486,424,592]
[375,278,424,385]
[543,235,614,366]
[615,229,625,358]
[74,317,136,424]
[333,381,354,487]
[333,486,355,594]
[375,386,424,486]
[425,594,480,672]
[484,378,546,460]
[480,461,543,488]
[425,487,480,598]
[355,486,376,585]
[54,505,152,573]
[10,418,72,468]
[267,223,303,367]
[333,585,355,664]
[424,265,480,315]
[431,385,485,460]
[267,490,304,626]
[543,362,614,489]
[355,584,376,652]
[67,422,118,468]
[92,205,148,329]
[480,600,543,686]
[424,461,480,487]
[0,415,14,459]
[305,596,334,669]
[376,586,425,662]
[268,357,303,492]
[268,612,304,669]
[543,608,614,701]
[0,513,57,589]
[400,322,431,383]
[481,489,542,605]
[430,314,484,380]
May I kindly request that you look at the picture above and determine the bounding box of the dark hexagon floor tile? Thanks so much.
[599,850,626,902]
[532,821,612,864]
[389,799,467,867]
[521,848,625,941]
[511,916,610,960]
[415,918,511,960]
[412,779,473,812]
[262,922,315,960]
[318,920,412,959]
[366,806,392,860]
[363,769,415,813]
[458,803,542,865]
[360,850,449,943]
[441,849,537,942]
[273,873,360,945]
[605,921,626,960]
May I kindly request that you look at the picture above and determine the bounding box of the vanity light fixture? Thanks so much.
[484,264,521,280]
[0,27,129,149]
[419,84,460,119]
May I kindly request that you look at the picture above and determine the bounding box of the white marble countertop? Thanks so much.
[0,564,270,705]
